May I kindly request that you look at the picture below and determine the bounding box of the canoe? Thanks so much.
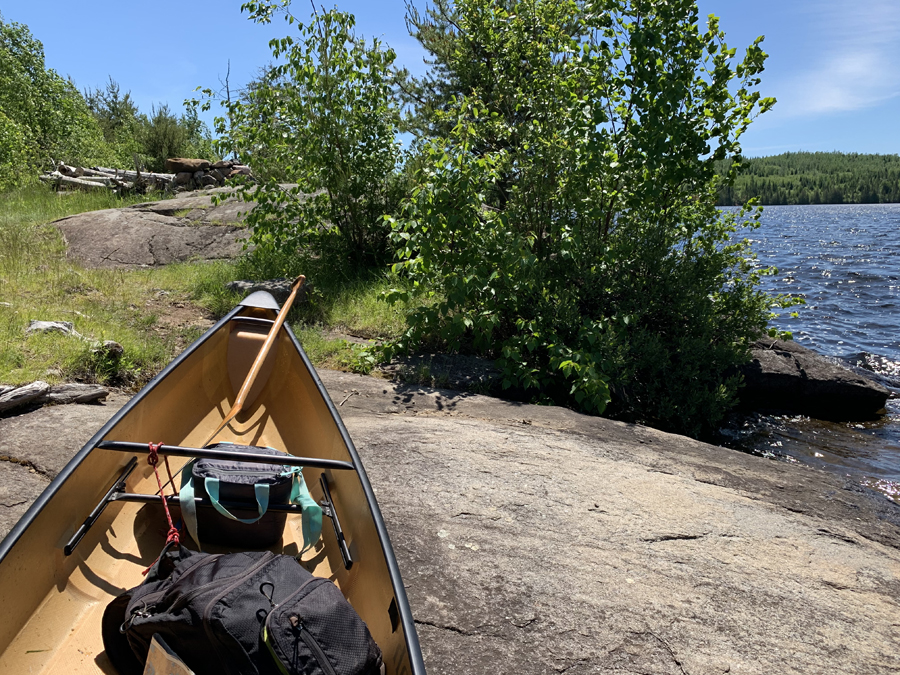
[0,291,425,675]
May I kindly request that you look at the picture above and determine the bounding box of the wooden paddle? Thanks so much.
[203,275,306,446]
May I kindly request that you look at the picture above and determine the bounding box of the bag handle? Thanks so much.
[205,478,271,523]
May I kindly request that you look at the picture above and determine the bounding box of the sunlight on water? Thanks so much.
[726,204,900,503]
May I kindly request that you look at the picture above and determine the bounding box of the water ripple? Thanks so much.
[725,204,900,502]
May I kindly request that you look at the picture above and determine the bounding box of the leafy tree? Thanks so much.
[0,14,111,187]
[0,14,216,187]
[384,0,788,436]
[86,78,216,171]
[0,109,33,190]
[140,104,190,172]
[84,77,144,166]
[201,1,403,269]
[394,0,461,143]
[178,105,217,163]
[85,77,141,143]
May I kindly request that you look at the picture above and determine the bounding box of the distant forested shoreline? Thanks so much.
[718,152,900,205]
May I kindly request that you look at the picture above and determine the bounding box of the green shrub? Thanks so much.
[200,2,404,270]
[0,111,36,191]
[382,0,794,436]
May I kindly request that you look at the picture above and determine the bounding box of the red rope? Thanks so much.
[143,442,180,574]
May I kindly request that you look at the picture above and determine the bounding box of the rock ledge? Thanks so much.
[740,337,891,420]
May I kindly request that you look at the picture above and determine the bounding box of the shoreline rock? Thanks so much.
[361,337,890,424]
[740,337,891,420]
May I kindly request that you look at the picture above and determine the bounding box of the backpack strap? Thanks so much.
[283,467,323,553]
[178,459,201,550]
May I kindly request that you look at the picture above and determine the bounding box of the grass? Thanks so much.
[233,242,415,369]
[294,275,409,339]
[0,184,413,389]
[0,185,244,388]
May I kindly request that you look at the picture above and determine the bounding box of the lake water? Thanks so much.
[722,204,900,502]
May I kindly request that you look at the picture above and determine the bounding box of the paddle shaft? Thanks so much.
[203,275,306,446]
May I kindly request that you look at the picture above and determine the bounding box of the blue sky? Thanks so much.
[2,0,899,156]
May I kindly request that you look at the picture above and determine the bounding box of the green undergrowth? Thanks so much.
[0,186,241,388]
[0,186,418,388]
[236,244,414,373]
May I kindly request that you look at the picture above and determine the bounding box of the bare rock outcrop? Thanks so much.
[54,192,248,269]
[1,371,897,674]
[129,190,254,226]
[740,337,891,420]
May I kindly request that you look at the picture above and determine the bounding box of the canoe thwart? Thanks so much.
[110,492,304,514]
[96,441,356,472]
[64,456,139,556]
[320,473,353,570]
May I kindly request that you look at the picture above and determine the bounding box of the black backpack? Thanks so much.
[103,544,383,675]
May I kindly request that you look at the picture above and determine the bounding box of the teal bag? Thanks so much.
[178,443,322,551]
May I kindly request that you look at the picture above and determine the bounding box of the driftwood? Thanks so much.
[56,163,84,178]
[0,381,109,414]
[0,381,51,414]
[72,176,114,184]
[93,167,177,181]
[41,160,250,194]
[40,172,111,191]
[41,167,163,194]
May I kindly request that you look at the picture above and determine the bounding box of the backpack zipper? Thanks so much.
[124,553,222,629]
[200,468,284,477]
[201,551,278,668]
[162,554,226,611]
[295,618,338,675]
[263,577,335,675]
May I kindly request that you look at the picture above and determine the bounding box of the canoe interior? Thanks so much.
[0,307,415,675]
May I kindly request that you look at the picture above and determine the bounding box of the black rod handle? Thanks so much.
[64,456,139,556]
[96,441,355,472]
[320,474,353,570]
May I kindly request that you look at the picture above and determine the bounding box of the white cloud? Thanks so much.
[775,0,900,116]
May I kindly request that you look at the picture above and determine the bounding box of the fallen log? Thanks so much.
[0,381,50,413]
[70,175,116,184]
[91,167,175,181]
[80,167,120,178]
[39,172,110,191]
[56,164,84,178]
